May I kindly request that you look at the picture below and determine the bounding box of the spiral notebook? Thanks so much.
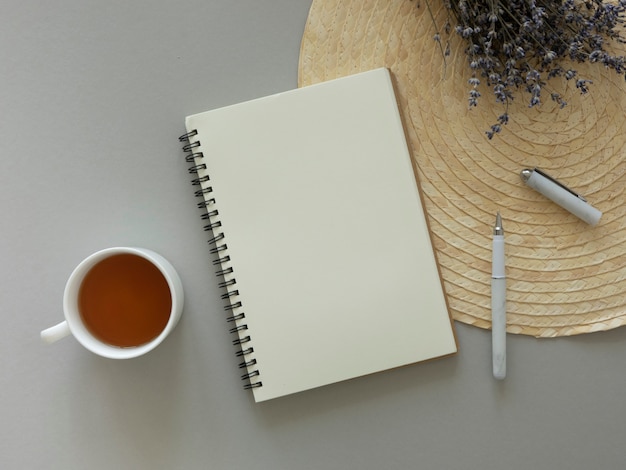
[179,68,457,402]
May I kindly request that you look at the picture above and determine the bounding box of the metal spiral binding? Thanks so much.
[179,130,262,391]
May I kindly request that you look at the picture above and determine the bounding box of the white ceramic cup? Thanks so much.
[40,247,184,359]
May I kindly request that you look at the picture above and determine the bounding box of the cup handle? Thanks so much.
[41,321,71,344]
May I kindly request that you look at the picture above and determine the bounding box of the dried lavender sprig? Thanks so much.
[419,0,626,138]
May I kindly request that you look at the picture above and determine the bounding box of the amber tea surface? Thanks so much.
[78,254,172,347]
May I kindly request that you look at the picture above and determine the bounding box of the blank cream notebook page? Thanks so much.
[183,68,457,402]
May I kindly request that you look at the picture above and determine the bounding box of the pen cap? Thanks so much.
[521,169,602,226]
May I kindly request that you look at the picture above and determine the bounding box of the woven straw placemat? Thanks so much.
[298,0,626,337]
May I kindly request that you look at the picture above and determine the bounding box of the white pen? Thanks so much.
[491,211,506,380]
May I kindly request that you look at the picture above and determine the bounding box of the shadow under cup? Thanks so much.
[64,248,183,359]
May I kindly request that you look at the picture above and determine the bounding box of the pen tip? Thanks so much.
[494,211,503,235]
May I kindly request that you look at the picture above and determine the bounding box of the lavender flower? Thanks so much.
[416,0,626,138]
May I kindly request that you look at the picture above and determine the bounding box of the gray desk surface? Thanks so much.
[2,2,625,469]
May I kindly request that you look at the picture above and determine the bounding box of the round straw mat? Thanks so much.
[298,0,626,337]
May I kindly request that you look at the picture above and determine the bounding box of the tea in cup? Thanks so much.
[41,247,183,359]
